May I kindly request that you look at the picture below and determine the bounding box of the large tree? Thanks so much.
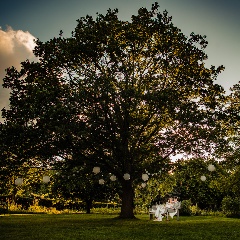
[2,3,227,218]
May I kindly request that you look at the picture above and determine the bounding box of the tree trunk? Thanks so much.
[119,180,135,219]
[85,198,92,214]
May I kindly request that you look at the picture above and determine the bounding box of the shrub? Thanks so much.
[134,204,149,214]
[91,207,121,214]
[38,198,53,208]
[190,205,201,216]
[0,207,8,214]
[221,196,240,218]
[180,199,192,216]
[0,200,8,214]
[15,197,33,210]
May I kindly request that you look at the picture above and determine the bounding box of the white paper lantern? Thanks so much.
[15,177,23,186]
[200,175,206,181]
[141,183,146,188]
[123,173,130,180]
[43,175,50,183]
[110,175,117,181]
[208,164,216,172]
[142,173,149,181]
[99,179,105,185]
[93,166,100,174]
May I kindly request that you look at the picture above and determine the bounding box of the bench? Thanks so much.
[166,201,181,221]
[149,205,157,220]
[149,201,181,221]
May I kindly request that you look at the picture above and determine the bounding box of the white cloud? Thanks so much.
[0,26,37,122]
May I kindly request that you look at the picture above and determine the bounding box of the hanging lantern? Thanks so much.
[15,177,23,186]
[208,164,215,172]
[141,183,146,188]
[99,179,105,185]
[93,166,100,174]
[43,175,50,183]
[123,173,130,180]
[142,173,149,181]
[110,175,117,181]
[200,175,206,181]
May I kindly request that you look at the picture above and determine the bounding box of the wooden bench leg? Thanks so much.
[149,213,155,220]
[166,211,169,220]
[177,210,180,221]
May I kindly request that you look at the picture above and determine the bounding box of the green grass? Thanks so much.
[0,214,239,240]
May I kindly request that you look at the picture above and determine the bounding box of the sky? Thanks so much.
[0,0,240,122]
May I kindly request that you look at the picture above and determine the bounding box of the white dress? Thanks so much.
[166,201,179,218]
[154,204,165,221]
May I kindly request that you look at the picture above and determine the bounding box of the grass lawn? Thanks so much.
[0,213,239,240]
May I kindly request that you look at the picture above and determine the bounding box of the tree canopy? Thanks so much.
[1,3,227,218]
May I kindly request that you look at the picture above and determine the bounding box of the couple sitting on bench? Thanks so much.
[153,197,181,221]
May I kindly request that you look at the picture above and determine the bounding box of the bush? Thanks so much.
[180,199,192,216]
[0,200,8,214]
[0,207,8,214]
[38,198,53,208]
[221,196,240,218]
[190,205,201,216]
[15,197,33,210]
[91,207,121,214]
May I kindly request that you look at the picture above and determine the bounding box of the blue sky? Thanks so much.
[0,0,239,115]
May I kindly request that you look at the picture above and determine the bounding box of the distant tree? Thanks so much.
[221,82,240,164]
[134,164,176,210]
[1,3,227,218]
[173,158,226,209]
[225,166,240,198]
[51,165,120,213]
